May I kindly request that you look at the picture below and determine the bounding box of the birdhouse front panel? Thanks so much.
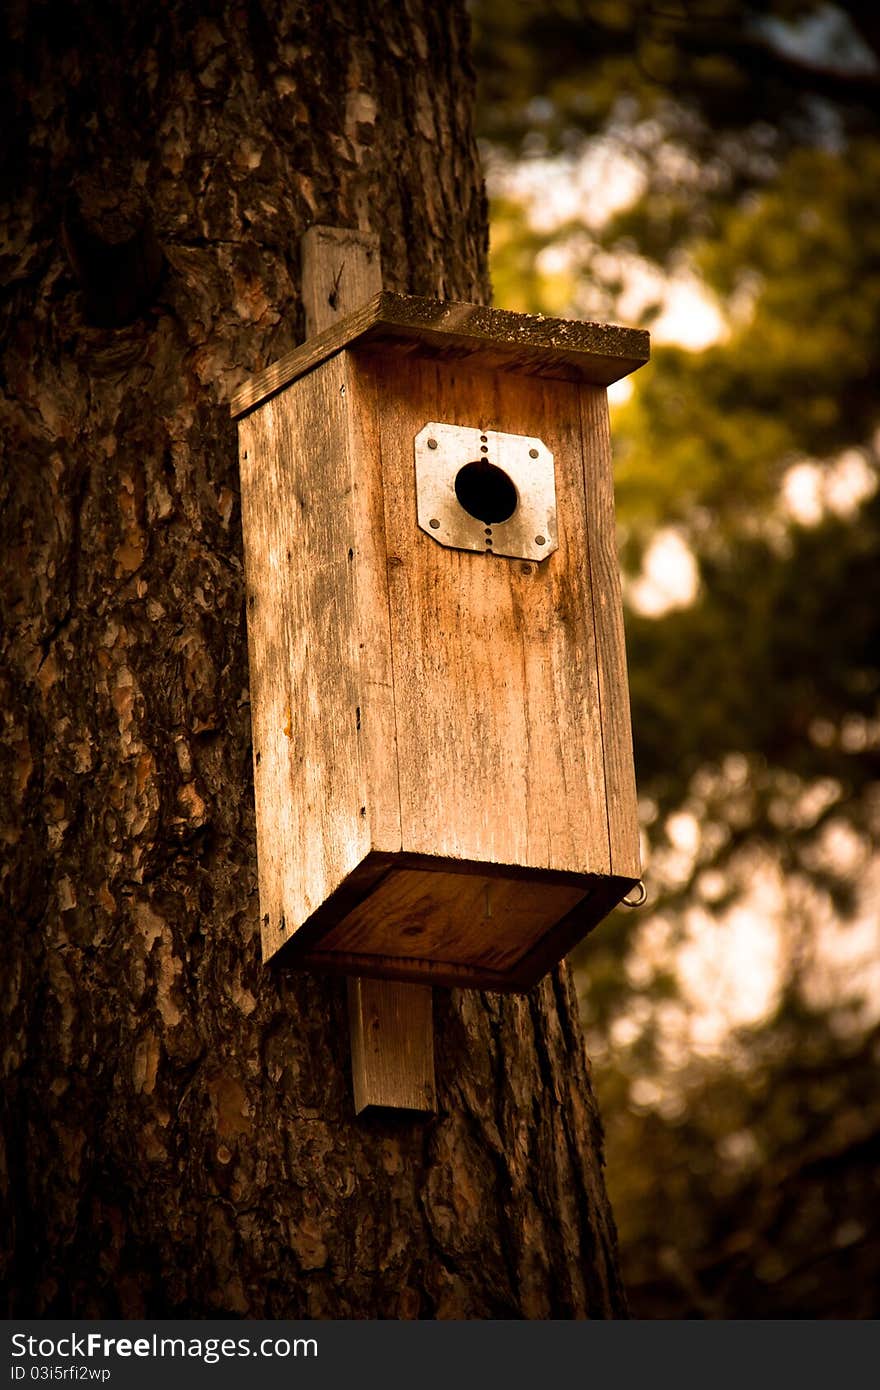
[360,352,611,873]
[234,294,648,991]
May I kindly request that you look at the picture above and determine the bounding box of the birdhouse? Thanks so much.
[231,291,649,993]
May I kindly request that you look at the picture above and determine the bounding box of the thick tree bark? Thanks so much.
[0,0,627,1317]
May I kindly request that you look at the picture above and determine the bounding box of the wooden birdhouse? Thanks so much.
[231,284,649,997]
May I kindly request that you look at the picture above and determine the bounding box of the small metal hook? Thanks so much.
[621,880,647,908]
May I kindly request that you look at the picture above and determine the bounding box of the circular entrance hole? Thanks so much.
[454,460,518,525]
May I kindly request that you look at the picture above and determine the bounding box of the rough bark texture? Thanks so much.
[0,0,628,1317]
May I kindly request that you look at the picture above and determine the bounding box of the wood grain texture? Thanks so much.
[340,360,402,854]
[301,870,636,992]
[282,851,638,991]
[299,230,401,854]
[374,354,612,878]
[347,978,436,1113]
[321,867,588,974]
[579,386,641,878]
[301,226,382,339]
[230,291,650,417]
[239,368,370,962]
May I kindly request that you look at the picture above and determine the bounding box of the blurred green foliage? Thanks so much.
[471,0,880,1316]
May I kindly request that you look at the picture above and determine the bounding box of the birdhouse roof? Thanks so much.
[230,291,650,418]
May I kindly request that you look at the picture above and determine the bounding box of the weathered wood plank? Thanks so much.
[301,226,382,340]
[230,291,650,417]
[239,371,370,963]
[299,231,400,855]
[374,355,612,878]
[579,386,641,878]
[347,978,435,1114]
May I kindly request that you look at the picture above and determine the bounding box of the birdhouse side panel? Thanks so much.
[366,352,612,879]
[238,366,373,963]
[579,385,641,879]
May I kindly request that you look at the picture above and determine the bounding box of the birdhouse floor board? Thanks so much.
[315,867,588,972]
[293,872,631,995]
[257,848,636,991]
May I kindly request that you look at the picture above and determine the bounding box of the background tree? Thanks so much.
[0,0,626,1317]
[470,0,880,1317]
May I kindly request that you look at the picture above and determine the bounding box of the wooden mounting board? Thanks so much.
[348,978,435,1114]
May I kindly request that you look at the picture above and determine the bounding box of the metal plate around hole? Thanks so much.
[414,422,557,562]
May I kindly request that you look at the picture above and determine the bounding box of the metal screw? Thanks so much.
[535,535,546,546]
[529,448,538,459]
[427,438,438,449]
[429,518,440,529]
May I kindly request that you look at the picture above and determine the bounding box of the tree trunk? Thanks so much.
[0,0,627,1318]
